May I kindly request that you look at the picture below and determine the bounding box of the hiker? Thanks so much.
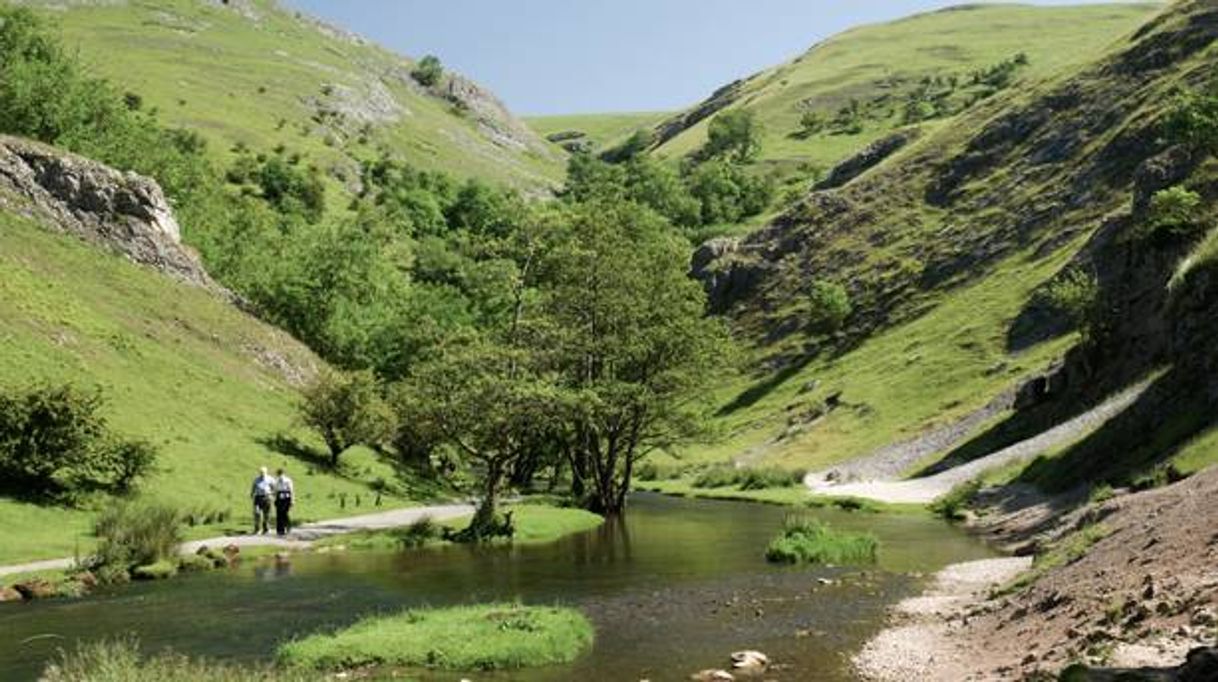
[250,466,274,534]
[274,467,294,536]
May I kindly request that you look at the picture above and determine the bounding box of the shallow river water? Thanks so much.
[0,493,994,681]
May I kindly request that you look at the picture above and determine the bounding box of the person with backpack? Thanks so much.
[274,467,295,536]
[250,466,274,534]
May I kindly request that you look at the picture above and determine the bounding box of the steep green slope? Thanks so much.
[525,111,668,153]
[680,0,1218,482]
[0,213,428,564]
[650,3,1160,173]
[12,0,562,190]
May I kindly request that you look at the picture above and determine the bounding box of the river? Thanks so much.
[0,493,994,680]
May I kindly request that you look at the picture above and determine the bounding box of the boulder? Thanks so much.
[0,135,226,295]
[0,586,23,602]
[730,650,769,670]
[1179,646,1218,682]
[1131,144,1201,215]
[12,578,57,600]
[816,129,919,190]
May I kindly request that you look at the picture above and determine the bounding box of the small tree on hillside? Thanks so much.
[807,280,852,335]
[299,369,394,467]
[412,55,444,88]
[1041,268,1101,344]
[1147,185,1204,240]
[703,109,762,163]
[1163,85,1218,154]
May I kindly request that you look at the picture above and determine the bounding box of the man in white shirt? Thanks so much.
[274,467,295,536]
[250,466,274,534]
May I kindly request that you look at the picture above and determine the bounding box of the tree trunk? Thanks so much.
[469,459,503,536]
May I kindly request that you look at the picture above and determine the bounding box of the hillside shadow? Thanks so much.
[716,354,816,417]
[1017,369,1214,492]
[257,433,332,471]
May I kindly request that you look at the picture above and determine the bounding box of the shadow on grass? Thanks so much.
[1017,369,1215,493]
[716,354,816,417]
[257,433,332,470]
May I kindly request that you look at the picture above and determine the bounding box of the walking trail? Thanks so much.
[0,502,474,579]
[804,381,1149,504]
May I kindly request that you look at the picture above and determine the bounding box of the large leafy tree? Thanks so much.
[299,370,395,467]
[541,201,732,515]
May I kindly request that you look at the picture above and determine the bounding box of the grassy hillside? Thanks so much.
[675,0,1218,487]
[650,3,1160,173]
[525,111,668,152]
[12,0,562,191]
[0,213,437,564]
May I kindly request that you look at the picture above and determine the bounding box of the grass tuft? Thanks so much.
[277,603,593,672]
[764,514,878,565]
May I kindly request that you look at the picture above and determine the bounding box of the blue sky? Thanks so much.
[286,1,1149,116]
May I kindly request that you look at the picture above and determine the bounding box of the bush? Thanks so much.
[703,109,762,163]
[396,516,440,548]
[412,54,444,87]
[764,515,878,565]
[929,478,982,521]
[1040,269,1100,343]
[691,464,805,490]
[0,384,157,500]
[1146,186,1205,240]
[1162,85,1218,153]
[90,502,182,582]
[807,280,852,335]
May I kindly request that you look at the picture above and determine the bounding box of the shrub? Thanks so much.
[1146,186,1205,240]
[807,279,852,335]
[1040,269,1100,343]
[396,515,440,548]
[929,478,982,521]
[703,109,762,163]
[90,502,182,582]
[691,464,804,490]
[764,515,878,565]
[0,384,157,500]
[412,54,444,87]
[1162,85,1218,153]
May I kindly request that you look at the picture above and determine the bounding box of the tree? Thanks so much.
[807,280,852,335]
[798,110,827,137]
[1163,85,1218,154]
[1041,269,1100,344]
[402,334,559,536]
[412,55,444,87]
[299,370,394,467]
[541,200,733,515]
[703,109,762,163]
[0,384,157,500]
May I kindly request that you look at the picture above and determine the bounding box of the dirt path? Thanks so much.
[0,502,474,579]
[804,381,1149,504]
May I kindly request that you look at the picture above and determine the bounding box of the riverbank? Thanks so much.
[854,466,1218,680]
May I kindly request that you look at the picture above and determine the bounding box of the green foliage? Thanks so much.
[798,110,828,136]
[807,280,852,335]
[600,128,653,163]
[1162,84,1218,153]
[929,478,982,520]
[278,603,594,672]
[227,152,325,222]
[1040,269,1100,343]
[686,158,775,226]
[299,370,394,467]
[412,54,444,87]
[90,502,181,583]
[764,515,878,565]
[703,109,762,163]
[1146,185,1205,240]
[0,384,156,501]
[42,639,316,682]
[691,464,806,490]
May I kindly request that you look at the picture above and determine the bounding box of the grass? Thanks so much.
[764,515,878,565]
[26,0,561,193]
[999,522,1111,595]
[525,111,669,151]
[278,603,593,672]
[651,4,1158,173]
[42,639,319,682]
[0,211,443,565]
[636,478,925,515]
[928,479,982,521]
[691,464,807,490]
[313,503,604,550]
